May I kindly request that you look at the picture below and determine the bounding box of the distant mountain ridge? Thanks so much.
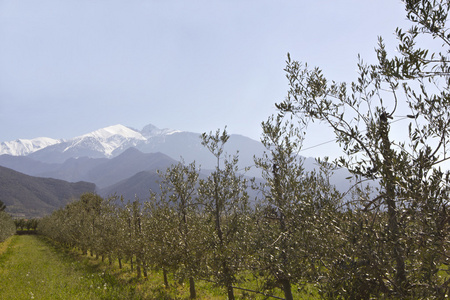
[27,124,176,163]
[0,123,265,176]
[0,148,178,189]
[0,124,182,160]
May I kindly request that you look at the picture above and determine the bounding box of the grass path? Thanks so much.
[0,235,317,299]
[0,235,138,300]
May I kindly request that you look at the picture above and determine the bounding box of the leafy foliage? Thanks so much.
[199,128,254,300]
[275,0,450,297]
[254,115,342,300]
[153,161,205,298]
[0,211,15,242]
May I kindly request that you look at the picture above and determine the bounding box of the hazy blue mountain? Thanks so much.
[98,169,263,206]
[135,131,265,178]
[99,170,161,201]
[37,156,109,183]
[86,148,177,188]
[0,154,59,176]
[30,148,177,189]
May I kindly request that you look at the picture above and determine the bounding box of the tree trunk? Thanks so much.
[118,257,122,269]
[222,261,235,300]
[214,175,223,242]
[214,175,234,299]
[189,276,196,299]
[379,114,407,296]
[143,260,148,278]
[130,257,134,272]
[163,268,169,287]
[226,283,235,300]
[281,278,294,300]
[274,166,294,300]
[136,257,142,278]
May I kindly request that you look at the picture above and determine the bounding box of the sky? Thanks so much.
[0,0,408,158]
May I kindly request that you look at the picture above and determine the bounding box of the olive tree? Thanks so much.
[0,211,15,242]
[254,114,342,300]
[198,128,254,300]
[78,193,105,258]
[276,0,450,297]
[124,199,148,278]
[155,161,205,298]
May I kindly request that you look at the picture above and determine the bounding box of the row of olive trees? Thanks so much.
[0,213,15,243]
[37,115,449,300]
[0,200,15,242]
[38,126,342,300]
[0,200,40,242]
[38,110,449,300]
[14,218,39,231]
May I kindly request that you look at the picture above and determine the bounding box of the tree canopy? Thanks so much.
[275,0,450,297]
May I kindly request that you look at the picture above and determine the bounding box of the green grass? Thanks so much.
[0,235,13,256]
[0,235,139,299]
[0,235,319,299]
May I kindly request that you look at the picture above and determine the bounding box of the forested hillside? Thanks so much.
[0,166,95,218]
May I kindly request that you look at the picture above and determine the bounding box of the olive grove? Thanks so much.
[36,1,450,299]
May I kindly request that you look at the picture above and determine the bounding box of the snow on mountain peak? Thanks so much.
[141,123,182,138]
[80,124,146,140]
[0,137,61,156]
[64,124,147,157]
[0,123,182,159]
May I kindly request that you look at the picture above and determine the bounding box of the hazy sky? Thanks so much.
[0,0,407,157]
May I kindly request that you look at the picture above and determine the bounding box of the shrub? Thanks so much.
[0,211,16,242]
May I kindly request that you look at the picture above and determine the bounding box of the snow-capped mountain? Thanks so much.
[0,123,265,176]
[26,124,176,163]
[0,137,61,156]
[66,124,147,157]
[0,124,182,158]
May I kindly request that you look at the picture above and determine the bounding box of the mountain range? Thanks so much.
[0,124,264,173]
[0,123,352,217]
